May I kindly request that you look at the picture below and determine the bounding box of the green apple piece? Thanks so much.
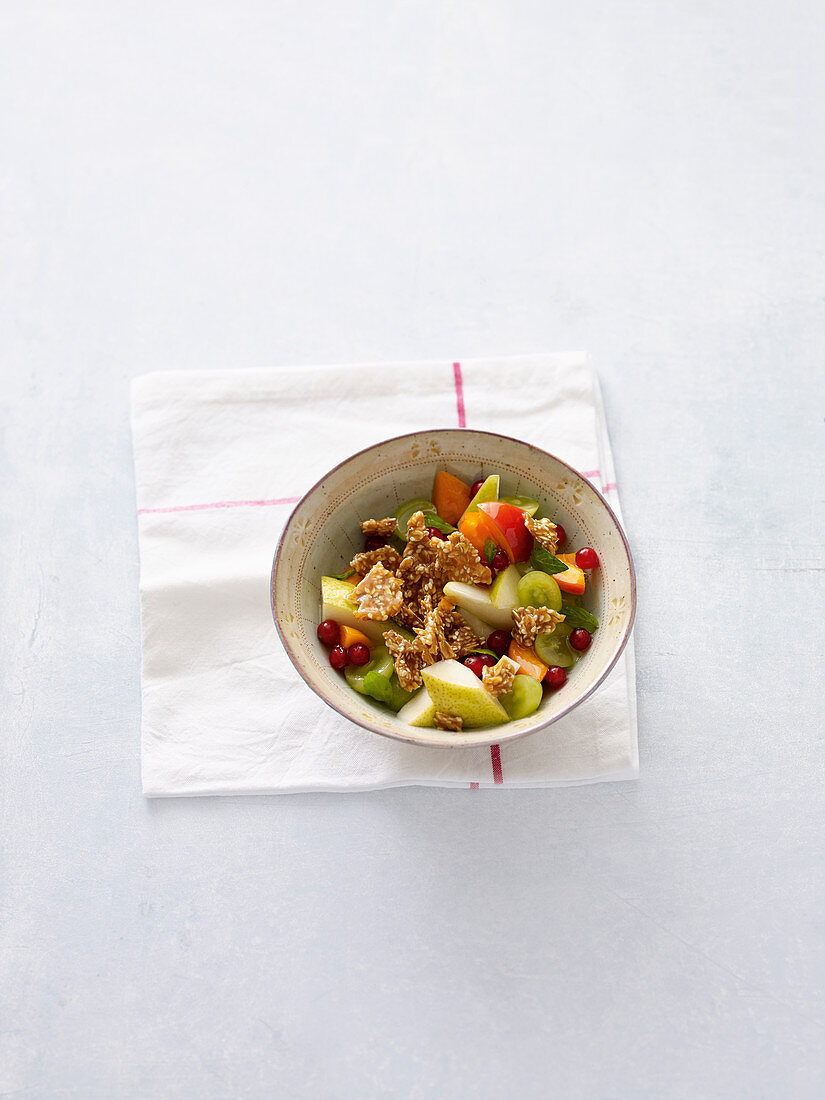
[443,580,514,631]
[421,660,508,728]
[321,577,413,644]
[397,687,438,727]
[499,673,543,720]
[499,495,540,516]
[460,474,500,520]
[489,563,521,611]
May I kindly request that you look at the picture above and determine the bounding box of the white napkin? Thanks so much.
[132,353,638,795]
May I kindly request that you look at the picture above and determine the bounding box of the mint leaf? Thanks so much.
[484,539,497,564]
[530,544,568,575]
[421,512,456,535]
[331,568,356,581]
[468,647,498,658]
[561,602,599,631]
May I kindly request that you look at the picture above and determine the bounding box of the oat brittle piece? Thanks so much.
[349,545,402,576]
[441,531,492,585]
[385,629,425,691]
[511,606,565,648]
[359,517,398,537]
[524,515,559,555]
[481,655,520,697]
[396,511,448,621]
[352,563,404,621]
[434,712,463,732]
[402,511,444,571]
[445,623,484,660]
[415,596,457,663]
[393,602,424,632]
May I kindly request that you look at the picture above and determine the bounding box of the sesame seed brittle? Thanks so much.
[481,655,520,697]
[415,596,457,663]
[434,712,463,732]
[359,517,398,537]
[524,515,558,555]
[349,545,402,576]
[352,507,506,688]
[441,531,493,585]
[351,563,404,621]
[445,623,484,660]
[511,606,565,648]
[384,629,426,691]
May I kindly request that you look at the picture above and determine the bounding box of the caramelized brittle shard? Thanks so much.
[360,517,398,537]
[441,531,492,585]
[352,563,404,621]
[445,623,484,660]
[415,596,457,663]
[511,606,565,648]
[349,545,402,576]
[524,515,558,555]
[385,629,425,691]
[434,712,463,732]
[481,655,520,697]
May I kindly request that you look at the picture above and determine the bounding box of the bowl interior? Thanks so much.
[272,430,634,748]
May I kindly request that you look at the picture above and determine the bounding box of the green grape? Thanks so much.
[500,674,543,720]
[534,624,577,669]
[516,570,563,612]
[363,671,415,712]
[344,645,394,694]
[394,498,435,540]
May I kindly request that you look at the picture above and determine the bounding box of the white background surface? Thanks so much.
[2,2,824,1097]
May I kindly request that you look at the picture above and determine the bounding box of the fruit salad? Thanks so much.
[316,471,601,732]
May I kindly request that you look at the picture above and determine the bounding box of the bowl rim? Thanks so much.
[271,427,636,749]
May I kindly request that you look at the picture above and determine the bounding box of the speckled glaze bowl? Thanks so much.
[271,430,635,749]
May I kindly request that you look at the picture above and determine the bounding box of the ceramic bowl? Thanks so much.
[271,429,635,749]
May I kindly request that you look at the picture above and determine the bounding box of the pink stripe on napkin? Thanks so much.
[138,496,301,516]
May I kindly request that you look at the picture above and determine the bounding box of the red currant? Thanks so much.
[470,478,485,498]
[545,666,568,689]
[575,547,599,570]
[490,550,509,572]
[427,526,447,540]
[365,534,388,552]
[317,620,340,646]
[329,645,348,670]
[569,628,592,651]
[553,523,567,548]
[348,643,371,666]
[486,630,511,656]
[463,655,485,678]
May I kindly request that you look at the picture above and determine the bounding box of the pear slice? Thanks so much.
[456,605,493,640]
[488,563,521,611]
[460,474,500,520]
[421,660,508,728]
[442,580,514,631]
[397,688,438,727]
[321,577,413,644]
